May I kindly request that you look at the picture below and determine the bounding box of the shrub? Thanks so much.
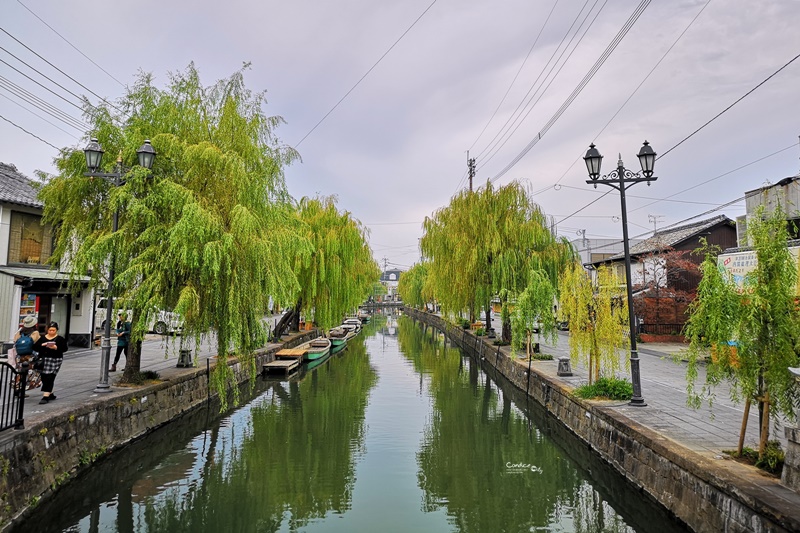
[475,328,485,336]
[726,441,784,475]
[574,377,633,400]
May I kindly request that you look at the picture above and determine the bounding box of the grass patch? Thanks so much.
[574,377,633,401]
[723,441,784,476]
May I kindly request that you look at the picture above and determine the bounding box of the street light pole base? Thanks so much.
[628,397,647,407]
[93,383,112,393]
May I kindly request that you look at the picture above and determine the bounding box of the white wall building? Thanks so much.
[0,163,94,347]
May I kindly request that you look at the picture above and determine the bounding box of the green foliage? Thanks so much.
[727,441,785,475]
[293,196,379,330]
[558,263,627,383]
[420,181,574,330]
[397,262,430,308]
[573,377,633,400]
[38,64,310,410]
[511,269,558,358]
[475,327,485,336]
[684,205,800,453]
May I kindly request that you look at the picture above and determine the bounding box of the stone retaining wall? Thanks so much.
[0,331,318,530]
[406,308,799,533]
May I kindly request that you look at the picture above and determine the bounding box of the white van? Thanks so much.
[95,299,183,335]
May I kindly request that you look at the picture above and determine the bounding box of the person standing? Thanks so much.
[111,313,131,372]
[13,314,41,396]
[33,321,68,404]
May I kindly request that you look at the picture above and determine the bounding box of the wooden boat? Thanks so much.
[342,318,362,334]
[304,337,331,361]
[328,327,349,354]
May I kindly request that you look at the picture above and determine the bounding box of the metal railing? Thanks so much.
[0,361,28,431]
[640,323,685,336]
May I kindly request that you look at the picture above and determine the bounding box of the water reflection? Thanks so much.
[397,317,674,533]
[20,312,684,533]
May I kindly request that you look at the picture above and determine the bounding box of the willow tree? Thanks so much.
[291,196,379,330]
[511,269,558,359]
[558,262,627,384]
[39,64,309,406]
[421,181,573,341]
[397,261,431,309]
[684,205,800,458]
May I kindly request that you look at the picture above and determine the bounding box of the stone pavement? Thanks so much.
[523,331,789,455]
[3,315,287,431]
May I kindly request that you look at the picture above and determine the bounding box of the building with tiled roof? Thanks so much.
[0,163,93,347]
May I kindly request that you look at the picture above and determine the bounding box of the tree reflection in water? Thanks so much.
[135,339,378,532]
[398,317,637,533]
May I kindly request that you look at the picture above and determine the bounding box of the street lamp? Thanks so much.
[583,140,657,406]
[84,138,156,392]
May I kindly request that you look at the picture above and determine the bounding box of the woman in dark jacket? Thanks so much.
[33,321,68,404]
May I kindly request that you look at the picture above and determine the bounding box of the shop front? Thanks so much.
[0,267,94,348]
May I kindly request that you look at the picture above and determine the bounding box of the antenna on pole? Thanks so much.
[648,214,664,236]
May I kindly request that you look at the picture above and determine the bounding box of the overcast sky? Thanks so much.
[3,0,799,271]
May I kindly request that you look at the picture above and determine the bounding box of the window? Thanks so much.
[8,212,53,266]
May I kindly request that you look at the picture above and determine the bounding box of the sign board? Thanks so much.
[718,247,800,291]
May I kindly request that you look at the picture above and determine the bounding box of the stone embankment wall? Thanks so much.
[406,308,799,533]
[0,331,318,530]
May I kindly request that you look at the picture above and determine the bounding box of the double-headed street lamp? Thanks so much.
[84,138,156,393]
[583,140,657,406]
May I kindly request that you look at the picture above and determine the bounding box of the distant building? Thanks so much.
[739,173,800,246]
[379,268,403,301]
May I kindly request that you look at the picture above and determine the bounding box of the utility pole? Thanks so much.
[467,151,476,192]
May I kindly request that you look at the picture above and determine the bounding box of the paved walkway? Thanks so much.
[2,315,288,431]
[515,332,789,454]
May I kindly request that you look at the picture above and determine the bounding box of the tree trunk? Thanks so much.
[122,340,142,382]
[758,393,770,460]
[737,397,750,455]
[502,319,511,345]
[484,305,492,335]
[291,299,303,331]
[526,330,531,360]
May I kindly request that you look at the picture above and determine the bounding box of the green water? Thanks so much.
[23,313,686,532]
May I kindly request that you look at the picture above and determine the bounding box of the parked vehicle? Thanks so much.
[95,299,183,335]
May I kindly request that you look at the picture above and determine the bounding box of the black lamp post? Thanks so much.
[583,140,656,406]
[84,138,156,392]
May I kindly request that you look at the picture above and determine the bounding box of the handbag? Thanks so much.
[31,354,44,372]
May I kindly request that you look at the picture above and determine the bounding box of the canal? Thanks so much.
[18,313,686,532]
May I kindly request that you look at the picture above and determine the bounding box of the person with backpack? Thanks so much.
[13,314,41,397]
[33,321,68,404]
[111,312,131,372]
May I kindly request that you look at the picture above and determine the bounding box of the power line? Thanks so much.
[0,27,125,114]
[629,141,800,214]
[474,0,599,164]
[0,113,60,150]
[555,142,795,226]
[488,0,651,184]
[658,50,800,160]
[0,56,84,112]
[15,0,126,88]
[0,75,86,130]
[542,0,713,193]
[295,0,438,147]
[0,92,79,138]
[467,0,561,152]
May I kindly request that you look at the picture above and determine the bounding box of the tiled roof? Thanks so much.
[608,214,732,260]
[0,162,42,208]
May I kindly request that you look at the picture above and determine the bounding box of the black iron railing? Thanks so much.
[640,323,685,336]
[0,361,28,431]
